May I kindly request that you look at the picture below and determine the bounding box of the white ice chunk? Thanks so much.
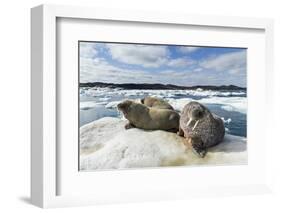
[80,101,107,110]
[167,96,247,114]
[105,101,122,109]
[80,117,247,170]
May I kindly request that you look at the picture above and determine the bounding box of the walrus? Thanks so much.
[140,96,174,110]
[178,101,225,158]
[117,100,179,132]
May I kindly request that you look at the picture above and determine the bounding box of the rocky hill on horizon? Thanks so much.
[80,82,246,91]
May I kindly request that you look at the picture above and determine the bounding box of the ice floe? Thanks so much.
[80,117,247,170]
[80,87,246,99]
[105,101,122,109]
[80,87,246,114]
[221,117,232,124]
[167,96,247,114]
[80,101,107,110]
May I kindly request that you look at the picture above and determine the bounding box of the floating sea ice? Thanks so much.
[99,97,111,101]
[166,96,246,114]
[221,117,232,124]
[80,101,107,110]
[80,87,117,97]
[183,89,245,98]
[200,96,247,114]
[105,101,122,109]
[221,105,235,111]
[123,90,145,97]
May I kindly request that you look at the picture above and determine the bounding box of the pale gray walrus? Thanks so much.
[117,100,179,132]
[140,96,174,110]
[178,101,225,157]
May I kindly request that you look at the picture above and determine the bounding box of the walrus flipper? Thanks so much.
[125,122,136,130]
[189,136,207,158]
[177,126,184,137]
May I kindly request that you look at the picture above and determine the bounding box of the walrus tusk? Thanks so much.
[186,119,193,127]
[192,120,199,131]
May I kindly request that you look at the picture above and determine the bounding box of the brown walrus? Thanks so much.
[117,100,179,132]
[140,96,174,110]
[178,101,225,157]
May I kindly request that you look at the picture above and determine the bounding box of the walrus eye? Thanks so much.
[192,109,201,119]
[197,111,203,118]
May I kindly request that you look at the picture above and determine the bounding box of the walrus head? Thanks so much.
[184,101,207,131]
[117,100,134,118]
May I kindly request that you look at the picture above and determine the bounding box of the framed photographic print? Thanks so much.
[31,4,274,208]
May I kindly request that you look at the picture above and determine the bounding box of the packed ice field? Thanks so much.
[80,87,247,137]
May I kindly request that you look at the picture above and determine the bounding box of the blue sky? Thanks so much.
[79,42,246,87]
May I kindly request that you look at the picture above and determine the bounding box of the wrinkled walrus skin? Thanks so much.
[117,100,179,132]
[178,101,225,157]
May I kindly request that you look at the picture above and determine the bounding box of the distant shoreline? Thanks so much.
[80,82,246,91]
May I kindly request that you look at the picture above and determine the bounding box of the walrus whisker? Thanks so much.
[192,120,199,131]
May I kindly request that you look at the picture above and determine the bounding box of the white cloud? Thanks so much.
[80,57,154,83]
[167,58,195,68]
[105,43,197,69]
[199,50,246,74]
[106,44,169,68]
[192,67,202,72]
[178,46,200,53]
[80,56,191,85]
[80,42,98,58]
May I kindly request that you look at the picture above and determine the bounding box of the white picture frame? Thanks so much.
[31,4,274,208]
